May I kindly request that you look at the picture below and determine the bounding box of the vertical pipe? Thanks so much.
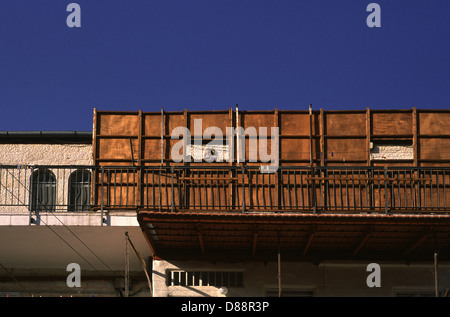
[236,104,239,164]
[277,232,282,298]
[152,170,156,209]
[242,166,245,213]
[5,167,9,207]
[166,169,169,208]
[309,104,313,166]
[100,167,104,226]
[293,170,297,209]
[444,170,446,209]
[268,172,272,209]
[404,170,407,209]
[29,167,35,225]
[384,167,388,214]
[287,169,291,209]
[378,169,381,212]
[158,169,162,212]
[437,170,440,209]
[352,169,356,210]
[345,169,349,209]
[262,172,266,209]
[309,106,316,212]
[434,251,439,297]
[161,107,164,166]
[248,169,252,210]
[125,232,129,297]
[300,169,304,208]
[129,138,135,166]
[171,166,174,212]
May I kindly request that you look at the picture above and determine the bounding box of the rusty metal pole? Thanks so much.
[309,104,313,167]
[125,231,129,297]
[434,251,439,297]
[161,107,164,166]
[277,232,281,297]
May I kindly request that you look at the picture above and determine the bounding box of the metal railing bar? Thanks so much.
[2,165,450,214]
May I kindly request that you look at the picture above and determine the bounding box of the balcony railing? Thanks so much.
[1,165,450,215]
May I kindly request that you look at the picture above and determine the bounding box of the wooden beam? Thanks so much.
[197,226,205,255]
[413,107,418,167]
[320,108,325,166]
[302,229,315,257]
[137,217,159,259]
[274,108,279,207]
[366,107,371,166]
[352,226,373,257]
[404,230,430,258]
[160,107,164,165]
[137,110,143,207]
[309,104,313,166]
[91,108,98,207]
[252,231,258,256]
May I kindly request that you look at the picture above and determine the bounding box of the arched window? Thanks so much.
[30,169,56,212]
[68,169,91,211]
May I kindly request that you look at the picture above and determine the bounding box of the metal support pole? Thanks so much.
[434,251,439,297]
[161,107,164,166]
[242,166,245,213]
[236,104,239,164]
[100,167,105,226]
[309,104,313,167]
[384,167,389,215]
[171,166,174,212]
[129,138,135,166]
[125,232,129,297]
[126,231,153,296]
[29,167,35,225]
[277,232,282,297]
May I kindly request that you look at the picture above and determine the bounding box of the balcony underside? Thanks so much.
[138,210,450,262]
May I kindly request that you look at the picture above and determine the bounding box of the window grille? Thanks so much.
[29,169,56,212]
[166,270,243,287]
[68,169,91,211]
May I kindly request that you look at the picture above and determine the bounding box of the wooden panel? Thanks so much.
[279,112,310,135]
[189,112,230,133]
[325,112,365,136]
[420,138,450,160]
[143,113,163,136]
[94,108,450,167]
[419,112,450,135]
[143,139,162,160]
[97,113,139,135]
[326,138,366,161]
[240,112,275,132]
[372,112,412,135]
[97,138,138,161]
[280,138,310,161]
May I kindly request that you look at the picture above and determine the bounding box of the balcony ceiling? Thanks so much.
[138,211,450,263]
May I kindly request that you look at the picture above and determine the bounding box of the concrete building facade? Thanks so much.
[0,132,151,297]
[1,108,450,297]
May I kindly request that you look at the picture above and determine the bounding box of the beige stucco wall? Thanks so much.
[0,144,92,166]
[0,144,92,215]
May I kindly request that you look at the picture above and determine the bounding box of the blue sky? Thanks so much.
[0,0,449,131]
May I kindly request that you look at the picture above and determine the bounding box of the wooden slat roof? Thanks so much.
[138,211,450,262]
